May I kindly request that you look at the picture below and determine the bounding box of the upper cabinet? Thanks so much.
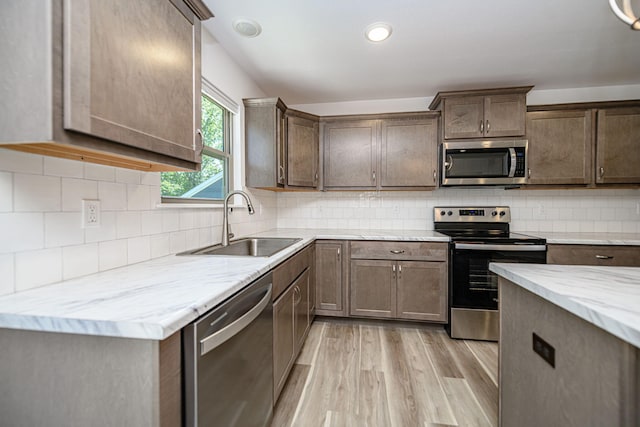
[526,102,640,186]
[596,107,640,184]
[244,98,320,190]
[429,87,532,140]
[526,110,593,185]
[0,0,213,171]
[323,113,439,190]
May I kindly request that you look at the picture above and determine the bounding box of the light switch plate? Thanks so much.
[82,199,101,228]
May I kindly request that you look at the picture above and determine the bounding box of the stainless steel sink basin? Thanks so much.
[179,237,302,257]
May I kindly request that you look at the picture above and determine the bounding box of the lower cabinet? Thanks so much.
[349,241,448,322]
[272,245,313,403]
[315,240,347,316]
[547,244,640,267]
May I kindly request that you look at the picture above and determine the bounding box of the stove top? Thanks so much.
[433,206,545,244]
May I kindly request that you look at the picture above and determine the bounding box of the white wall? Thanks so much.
[0,28,277,295]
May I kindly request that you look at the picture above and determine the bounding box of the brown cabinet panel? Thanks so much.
[273,284,295,401]
[596,108,640,184]
[293,269,310,353]
[483,94,526,138]
[443,96,485,139]
[323,120,377,188]
[380,116,438,187]
[273,244,311,300]
[526,110,593,185]
[315,241,346,315]
[287,114,319,188]
[350,241,447,261]
[396,261,447,322]
[350,260,395,319]
[547,244,640,267]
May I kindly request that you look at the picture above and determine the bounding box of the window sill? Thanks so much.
[156,203,247,210]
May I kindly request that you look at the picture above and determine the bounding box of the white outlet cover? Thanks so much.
[82,199,101,228]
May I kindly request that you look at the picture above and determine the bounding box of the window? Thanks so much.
[161,85,234,203]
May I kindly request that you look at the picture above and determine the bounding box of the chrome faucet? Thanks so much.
[222,190,255,246]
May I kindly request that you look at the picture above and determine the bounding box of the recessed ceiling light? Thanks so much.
[365,22,392,42]
[233,18,262,38]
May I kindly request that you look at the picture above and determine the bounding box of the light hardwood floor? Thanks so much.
[272,318,498,427]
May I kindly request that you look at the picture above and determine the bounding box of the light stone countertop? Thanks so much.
[0,228,448,340]
[518,231,640,245]
[490,263,640,348]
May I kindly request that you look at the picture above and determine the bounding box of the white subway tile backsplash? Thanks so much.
[169,231,187,254]
[44,212,84,247]
[180,211,195,230]
[116,211,142,239]
[99,240,128,271]
[140,172,161,186]
[0,149,43,174]
[98,182,127,211]
[162,211,181,232]
[150,234,171,259]
[0,213,44,253]
[127,184,151,211]
[62,243,99,280]
[44,157,84,178]
[115,169,141,184]
[14,174,61,212]
[0,172,13,212]
[15,248,62,291]
[127,236,151,264]
[84,163,116,182]
[0,254,15,295]
[62,178,98,211]
[141,210,163,236]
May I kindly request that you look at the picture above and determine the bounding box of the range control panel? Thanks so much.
[434,206,511,223]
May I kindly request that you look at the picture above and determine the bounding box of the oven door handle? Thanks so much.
[454,243,547,251]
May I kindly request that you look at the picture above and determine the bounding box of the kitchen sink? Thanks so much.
[179,237,302,257]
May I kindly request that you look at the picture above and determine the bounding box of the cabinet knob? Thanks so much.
[480,120,484,133]
[372,171,376,183]
[486,120,490,133]
[595,255,613,260]
[278,165,285,181]
[337,247,340,259]
[433,170,437,183]
[599,167,605,178]
[528,168,531,179]
[195,129,203,153]
[390,250,405,254]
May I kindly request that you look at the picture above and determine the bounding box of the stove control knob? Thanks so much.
[440,210,446,216]
[499,211,506,217]
[447,211,453,216]
[491,211,498,217]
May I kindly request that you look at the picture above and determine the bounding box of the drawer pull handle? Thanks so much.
[595,255,613,260]
[390,250,405,254]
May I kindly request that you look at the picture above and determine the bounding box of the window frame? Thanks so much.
[160,80,236,205]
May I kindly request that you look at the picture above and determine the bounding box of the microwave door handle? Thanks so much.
[445,155,453,171]
[508,148,517,177]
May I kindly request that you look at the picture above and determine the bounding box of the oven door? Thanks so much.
[451,243,546,310]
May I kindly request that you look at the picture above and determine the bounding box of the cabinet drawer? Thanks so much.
[350,241,447,261]
[273,245,311,299]
[547,244,640,267]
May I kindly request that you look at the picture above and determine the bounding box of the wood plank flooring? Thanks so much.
[271,318,498,427]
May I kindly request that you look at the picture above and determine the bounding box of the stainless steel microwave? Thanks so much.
[441,140,528,186]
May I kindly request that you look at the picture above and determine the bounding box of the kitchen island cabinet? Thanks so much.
[0,0,212,171]
[547,244,640,266]
[491,263,640,427]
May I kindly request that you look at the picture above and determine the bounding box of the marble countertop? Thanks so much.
[519,231,640,246]
[0,228,448,340]
[490,263,640,348]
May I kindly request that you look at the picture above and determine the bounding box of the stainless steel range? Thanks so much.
[434,206,546,341]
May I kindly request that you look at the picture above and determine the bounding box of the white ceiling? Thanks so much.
[201,0,640,105]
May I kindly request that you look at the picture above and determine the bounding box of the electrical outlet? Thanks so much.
[82,199,101,228]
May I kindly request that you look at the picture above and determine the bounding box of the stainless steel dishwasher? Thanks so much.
[183,272,273,427]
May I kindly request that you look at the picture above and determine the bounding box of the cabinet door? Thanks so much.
[309,245,316,317]
[287,115,319,188]
[596,108,640,184]
[443,96,485,139]
[380,116,439,187]
[396,261,448,322]
[526,110,593,185]
[315,242,344,314]
[547,244,640,267]
[273,285,295,401]
[350,260,395,319]
[484,94,526,137]
[293,269,310,353]
[323,120,377,188]
[64,0,200,163]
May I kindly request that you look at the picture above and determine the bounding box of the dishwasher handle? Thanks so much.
[200,283,272,356]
